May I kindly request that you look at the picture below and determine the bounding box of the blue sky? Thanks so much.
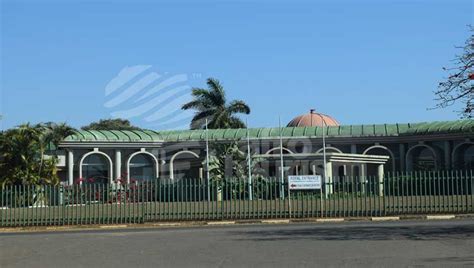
[0,0,472,130]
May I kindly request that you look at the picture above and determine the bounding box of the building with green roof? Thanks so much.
[57,110,474,186]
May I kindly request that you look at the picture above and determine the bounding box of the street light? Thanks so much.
[311,109,327,195]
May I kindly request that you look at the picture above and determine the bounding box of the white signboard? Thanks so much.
[288,175,322,190]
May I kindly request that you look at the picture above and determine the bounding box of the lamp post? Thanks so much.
[279,116,285,199]
[312,109,328,196]
[246,119,252,201]
[205,119,210,202]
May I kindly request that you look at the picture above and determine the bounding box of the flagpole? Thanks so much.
[246,119,252,201]
[279,116,285,199]
[205,119,210,202]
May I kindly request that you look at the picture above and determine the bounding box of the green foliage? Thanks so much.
[81,118,141,131]
[0,122,75,187]
[204,142,265,184]
[182,78,251,129]
[42,122,76,151]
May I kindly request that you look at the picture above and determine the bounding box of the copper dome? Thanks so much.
[287,109,340,127]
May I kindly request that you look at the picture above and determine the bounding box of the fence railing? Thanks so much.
[1,170,473,227]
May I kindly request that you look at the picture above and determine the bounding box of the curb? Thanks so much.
[207,221,236,226]
[99,225,128,229]
[1,214,473,233]
[261,219,291,224]
[425,215,455,220]
[454,214,474,219]
[152,223,183,227]
[315,218,345,223]
[399,215,426,220]
[371,216,400,221]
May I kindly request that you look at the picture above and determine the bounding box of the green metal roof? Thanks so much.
[63,120,474,143]
[64,129,163,142]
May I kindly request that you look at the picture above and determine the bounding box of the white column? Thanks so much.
[325,161,333,195]
[67,150,74,185]
[350,144,357,154]
[378,164,384,196]
[170,161,174,180]
[360,164,366,193]
[115,150,121,182]
[302,162,309,175]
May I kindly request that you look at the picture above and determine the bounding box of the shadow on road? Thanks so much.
[231,224,474,241]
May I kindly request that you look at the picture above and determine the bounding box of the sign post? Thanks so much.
[288,175,322,218]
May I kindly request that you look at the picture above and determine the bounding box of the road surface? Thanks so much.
[1,219,474,267]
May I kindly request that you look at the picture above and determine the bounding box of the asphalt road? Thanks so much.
[1,219,474,268]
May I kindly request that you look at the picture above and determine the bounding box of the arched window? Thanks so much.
[453,143,474,170]
[363,145,395,173]
[265,147,294,155]
[129,154,155,181]
[316,147,343,154]
[170,150,200,179]
[82,154,110,184]
[406,145,437,171]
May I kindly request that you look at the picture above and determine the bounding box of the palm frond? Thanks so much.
[228,116,246,128]
[227,100,251,115]
[206,78,226,106]
[184,77,250,130]
[190,110,215,129]
[182,100,206,110]
[190,88,211,98]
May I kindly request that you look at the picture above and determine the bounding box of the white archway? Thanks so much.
[406,144,438,171]
[126,149,159,183]
[264,147,295,155]
[451,141,474,169]
[79,149,114,184]
[363,145,396,172]
[316,146,343,154]
[170,150,200,179]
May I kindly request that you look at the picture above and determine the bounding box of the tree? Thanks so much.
[205,142,264,182]
[182,78,251,129]
[0,124,57,186]
[203,142,265,199]
[42,122,76,151]
[0,122,75,187]
[435,26,473,118]
[81,118,141,131]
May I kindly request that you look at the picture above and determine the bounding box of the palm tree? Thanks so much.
[0,122,75,187]
[41,122,76,150]
[182,78,251,129]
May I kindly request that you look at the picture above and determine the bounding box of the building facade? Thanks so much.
[56,112,474,185]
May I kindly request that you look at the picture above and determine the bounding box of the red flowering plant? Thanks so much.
[64,177,86,204]
[115,172,129,185]
[75,177,85,185]
[110,174,130,203]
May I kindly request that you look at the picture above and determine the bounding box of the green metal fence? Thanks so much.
[1,170,473,227]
